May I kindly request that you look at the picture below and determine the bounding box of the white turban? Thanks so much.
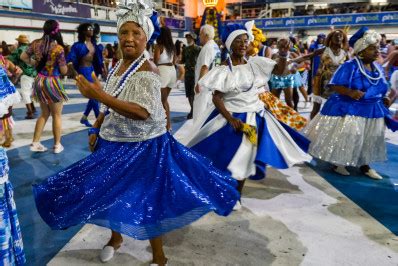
[116,0,156,42]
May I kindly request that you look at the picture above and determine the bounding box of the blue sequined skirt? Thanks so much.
[33,133,239,240]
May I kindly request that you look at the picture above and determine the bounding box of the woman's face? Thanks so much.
[231,33,249,58]
[118,22,147,60]
[331,31,344,46]
[360,43,380,62]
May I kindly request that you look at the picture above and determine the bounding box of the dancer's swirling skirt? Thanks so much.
[33,133,239,240]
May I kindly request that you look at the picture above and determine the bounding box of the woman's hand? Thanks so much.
[88,134,97,152]
[76,72,104,100]
[383,96,392,107]
[348,90,365,100]
[228,117,243,131]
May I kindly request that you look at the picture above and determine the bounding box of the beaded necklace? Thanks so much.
[354,56,383,86]
[100,53,146,113]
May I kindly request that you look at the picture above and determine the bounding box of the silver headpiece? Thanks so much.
[353,30,381,55]
[116,0,156,42]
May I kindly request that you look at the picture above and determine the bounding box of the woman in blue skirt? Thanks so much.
[33,1,239,265]
[183,21,311,210]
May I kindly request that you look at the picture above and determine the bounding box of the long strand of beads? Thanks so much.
[100,54,145,113]
[355,56,383,85]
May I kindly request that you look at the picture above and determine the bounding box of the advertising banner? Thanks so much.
[231,11,398,30]
[164,17,185,30]
[32,0,91,18]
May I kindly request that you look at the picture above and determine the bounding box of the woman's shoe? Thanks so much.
[233,200,242,211]
[333,165,350,176]
[80,118,92,127]
[30,142,48,152]
[53,144,64,154]
[365,169,383,180]
[100,246,116,263]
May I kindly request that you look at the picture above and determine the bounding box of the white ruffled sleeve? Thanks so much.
[249,56,276,83]
[198,66,235,93]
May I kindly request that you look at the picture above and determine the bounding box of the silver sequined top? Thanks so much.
[100,71,167,142]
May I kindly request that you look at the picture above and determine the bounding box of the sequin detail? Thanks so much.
[33,134,239,240]
[304,114,387,166]
[100,71,167,142]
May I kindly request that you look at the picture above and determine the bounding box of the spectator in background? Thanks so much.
[67,23,104,127]
[154,26,176,131]
[181,33,201,119]
[308,33,326,95]
[21,19,68,153]
[8,34,37,119]
[193,24,221,121]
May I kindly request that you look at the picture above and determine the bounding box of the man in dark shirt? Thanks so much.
[181,33,201,119]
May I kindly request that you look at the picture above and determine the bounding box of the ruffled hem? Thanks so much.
[33,76,68,104]
[33,133,239,240]
[304,114,387,166]
[190,110,311,180]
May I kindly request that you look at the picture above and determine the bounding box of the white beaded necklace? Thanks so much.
[354,56,383,86]
[100,53,146,113]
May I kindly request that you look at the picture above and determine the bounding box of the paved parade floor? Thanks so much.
[7,83,398,265]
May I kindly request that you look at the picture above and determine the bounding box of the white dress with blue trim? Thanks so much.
[304,58,398,167]
[183,56,312,181]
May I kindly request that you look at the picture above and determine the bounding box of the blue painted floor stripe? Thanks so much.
[308,142,398,235]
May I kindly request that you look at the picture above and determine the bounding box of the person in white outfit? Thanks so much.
[154,26,176,131]
[193,24,221,121]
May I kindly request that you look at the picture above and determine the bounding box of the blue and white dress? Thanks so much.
[183,57,311,180]
[0,148,25,265]
[0,64,20,117]
[304,58,398,166]
[33,69,239,240]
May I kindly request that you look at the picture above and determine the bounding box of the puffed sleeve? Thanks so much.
[249,56,276,82]
[198,65,232,93]
[121,72,162,118]
[328,60,357,89]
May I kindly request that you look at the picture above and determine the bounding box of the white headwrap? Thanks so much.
[225,21,255,51]
[353,30,381,55]
[116,0,156,42]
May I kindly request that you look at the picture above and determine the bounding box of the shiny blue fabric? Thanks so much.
[191,111,310,180]
[67,42,104,76]
[33,133,239,240]
[321,59,398,131]
[79,66,99,118]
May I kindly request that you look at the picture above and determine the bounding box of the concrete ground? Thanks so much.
[8,82,398,265]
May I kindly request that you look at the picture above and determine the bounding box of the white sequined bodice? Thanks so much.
[100,71,167,142]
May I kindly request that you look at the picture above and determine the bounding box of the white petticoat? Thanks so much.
[304,114,387,167]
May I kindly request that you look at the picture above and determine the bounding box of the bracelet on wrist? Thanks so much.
[88,127,100,136]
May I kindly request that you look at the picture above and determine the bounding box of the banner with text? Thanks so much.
[32,0,91,18]
[229,11,398,30]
